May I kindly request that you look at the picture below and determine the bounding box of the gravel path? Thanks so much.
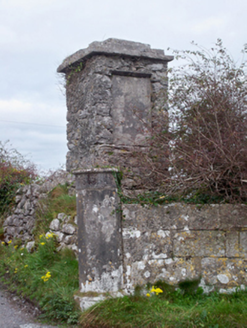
[0,286,59,328]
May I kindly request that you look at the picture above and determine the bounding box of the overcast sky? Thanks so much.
[1,0,246,172]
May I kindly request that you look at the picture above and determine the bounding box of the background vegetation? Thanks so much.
[124,40,247,204]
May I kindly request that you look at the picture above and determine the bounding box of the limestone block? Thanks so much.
[24,218,35,231]
[201,257,247,287]
[6,226,16,236]
[186,204,220,230]
[161,203,189,230]
[218,204,247,229]
[173,231,225,257]
[226,231,240,257]
[3,216,13,226]
[24,200,31,215]
[53,231,65,242]
[14,208,23,215]
[26,241,35,252]
[15,195,22,203]
[148,63,164,71]
[17,227,24,234]
[64,235,77,245]
[29,208,35,216]
[13,218,23,227]
[57,213,67,221]
[122,204,171,231]
[49,219,60,231]
[125,257,201,288]
[26,186,32,198]
[74,294,106,311]
[240,231,247,258]
[62,224,76,235]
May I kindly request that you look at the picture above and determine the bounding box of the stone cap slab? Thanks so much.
[57,38,174,73]
[73,168,119,175]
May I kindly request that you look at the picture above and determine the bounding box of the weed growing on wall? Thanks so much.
[0,234,80,324]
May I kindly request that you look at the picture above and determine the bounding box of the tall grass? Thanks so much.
[33,183,76,241]
[79,283,247,328]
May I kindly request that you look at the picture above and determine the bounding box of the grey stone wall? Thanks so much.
[122,203,247,292]
[3,171,76,248]
[57,38,173,193]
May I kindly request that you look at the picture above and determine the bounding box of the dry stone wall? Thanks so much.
[3,171,77,252]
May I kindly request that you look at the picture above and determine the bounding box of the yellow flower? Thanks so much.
[39,234,44,239]
[14,268,18,274]
[40,242,45,246]
[1,242,5,245]
[46,233,54,239]
[14,245,18,249]
[154,288,163,295]
[159,196,165,199]
[146,293,151,297]
[7,240,12,244]
[41,271,51,282]
[24,265,28,268]
[150,286,163,295]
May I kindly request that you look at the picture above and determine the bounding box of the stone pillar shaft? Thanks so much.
[74,169,123,293]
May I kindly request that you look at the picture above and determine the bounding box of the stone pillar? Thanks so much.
[57,39,173,304]
[74,168,122,293]
[57,38,173,193]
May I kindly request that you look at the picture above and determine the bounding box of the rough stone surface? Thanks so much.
[75,169,123,293]
[57,38,173,194]
[26,241,35,253]
[3,171,77,254]
[57,38,173,73]
[49,218,60,231]
[122,203,247,292]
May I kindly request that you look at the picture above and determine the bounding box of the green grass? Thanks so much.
[33,183,77,241]
[79,284,247,328]
[0,236,80,325]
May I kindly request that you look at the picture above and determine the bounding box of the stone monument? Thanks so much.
[57,39,173,307]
